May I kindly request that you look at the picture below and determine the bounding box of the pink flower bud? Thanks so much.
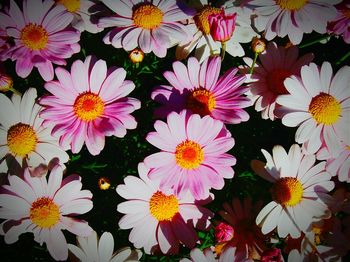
[208,11,237,42]
[261,247,283,262]
[214,222,234,242]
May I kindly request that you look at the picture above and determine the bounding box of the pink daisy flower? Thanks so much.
[151,56,251,124]
[116,162,213,255]
[0,0,81,81]
[0,164,93,261]
[144,110,236,200]
[39,55,141,156]
[251,0,341,44]
[327,2,350,44]
[251,144,334,239]
[276,62,350,155]
[98,0,193,58]
[218,198,266,261]
[245,41,314,120]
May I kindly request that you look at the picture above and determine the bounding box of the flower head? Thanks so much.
[0,164,93,261]
[39,55,140,156]
[327,2,350,44]
[152,56,251,124]
[116,162,213,254]
[251,0,341,44]
[68,231,142,262]
[208,11,237,42]
[276,62,350,155]
[129,48,144,63]
[0,88,69,174]
[98,0,193,58]
[215,222,234,243]
[144,110,236,200]
[251,144,334,238]
[0,0,81,81]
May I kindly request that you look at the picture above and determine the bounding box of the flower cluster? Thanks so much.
[0,0,349,261]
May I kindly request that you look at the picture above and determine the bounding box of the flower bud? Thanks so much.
[129,48,144,63]
[214,222,234,242]
[251,37,266,54]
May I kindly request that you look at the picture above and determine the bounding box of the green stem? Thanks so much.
[299,35,330,48]
[336,50,350,65]
[221,41,226,61]
[249,52,259,74]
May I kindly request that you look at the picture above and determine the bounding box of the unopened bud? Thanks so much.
[252,37,266,54]
[129,48,144,63]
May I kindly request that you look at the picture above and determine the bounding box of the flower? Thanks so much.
[98,0,193,58]
[116,162,213,255]
[251,0,341,44]
[68,231,142,262]
[98,177,111,190]
[39,55,140,156]
[176,1,258,62]
[276,62,350,155]
[251,144,334,238]
[245,41,314,120]
[215,222,234,243]
[0,88,69,174]
[55,0,105,33]
[0,164,93,261]
[251,37,266,54]
[144,110,236,200]
[180,247,218,262]
[218,197,266,261]
[208,11,237,43]
[0,0,80,81]
[151,56,251,124]
[260,247,283,262]
[327,2,350,44]
[129,48,144,63]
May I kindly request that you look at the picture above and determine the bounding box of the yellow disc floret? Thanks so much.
[30,197,60,228]
[275,0,308,11]
[175,140,204,169]
[149,191,179,221]
[194,5,222,35]
[20,23,48,50]
[73,92,105,121]
[272,177,303,206]
[55,0,80,12]
[7,123,37,157]
[309,93,341,125]
[132,4,163,30]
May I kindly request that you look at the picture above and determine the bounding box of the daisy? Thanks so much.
[176,0,258,63]
[39,55,140,156]
[55,0,105,33]
[180,247,218,262]
[0,0,80,81]
[245,41,314,120]
[327,2,350,44]
[250,0,341,44]
[151,56,251,124]
[144,110,236,200]
[251,144,334,239]
[0,164,93,261]
[276,62,350,155]
[218,197,266,261]
[116,162,213,255]
[68,231,142,262]
[98,0,193,58]
[0,88,69,174]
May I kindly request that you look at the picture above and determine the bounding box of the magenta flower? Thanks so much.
[144,110,236,200]
[151,56,250,124]
[0,0,81,81]
[39,55,140,156]
[215,222,234,243]
[327,2,350,44]
[208,10,237,42]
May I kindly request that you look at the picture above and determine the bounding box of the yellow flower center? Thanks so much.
[132,3,163,30]
[55,0,80,12]
[272,177,303,206]
[149,191,179,221]
[194,5,222,35]
[309,93,341,125]
[7,123,37,157]
[266,69,291,95]
[30,197,60,228]
[275,0,308,11]
[73,92,105,121]
[186,88,216,117]
[214,242,228,256]
[175,140,204,169]
[20,23,48,51]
